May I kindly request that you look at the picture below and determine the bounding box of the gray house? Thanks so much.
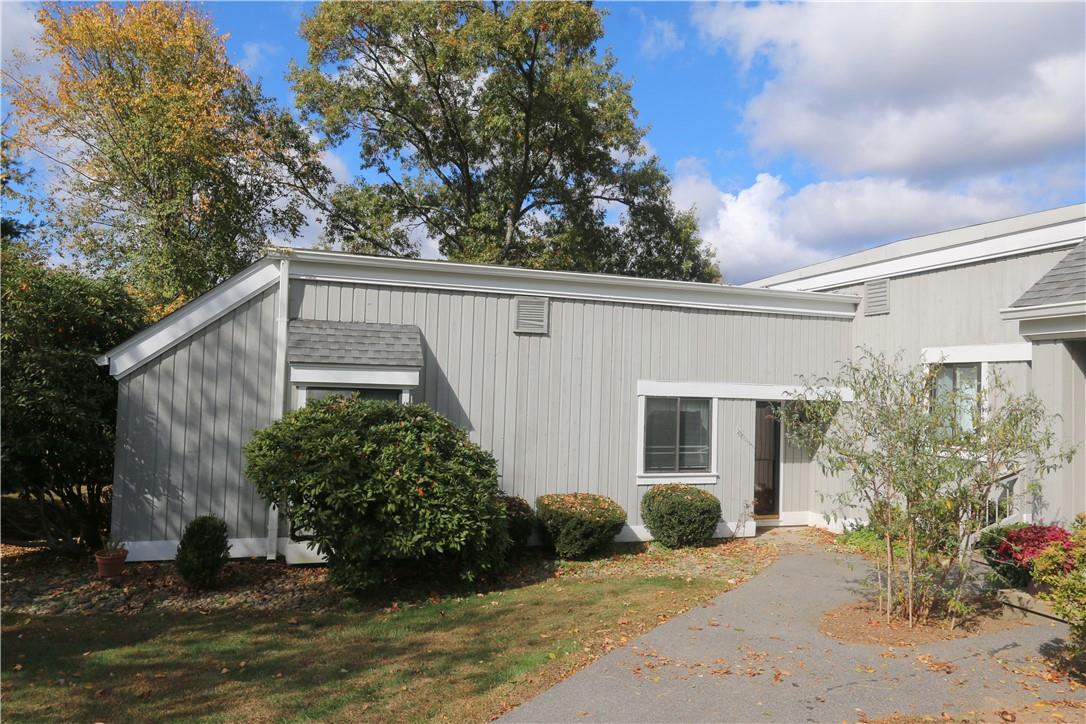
[97,204,1086,562]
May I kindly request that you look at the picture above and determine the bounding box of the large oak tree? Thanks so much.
[293,1,719,282]
[7,1,331,308]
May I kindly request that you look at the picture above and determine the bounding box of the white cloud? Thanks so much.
[694,2,1086,180]
[672,164,1026,283]
[237,41,280,76]
[638,15,684,60]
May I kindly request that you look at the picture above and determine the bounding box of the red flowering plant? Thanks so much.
[987,524,1073,587]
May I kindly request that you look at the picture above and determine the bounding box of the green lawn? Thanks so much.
[2,540,777,722]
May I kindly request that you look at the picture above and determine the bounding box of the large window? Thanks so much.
[644,397,712,472]
[933,363,981,433]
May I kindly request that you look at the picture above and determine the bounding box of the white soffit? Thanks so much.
[97,259,281,379]
[636,380,854,401]
[289,364,420,388]
[920,343,1033,364]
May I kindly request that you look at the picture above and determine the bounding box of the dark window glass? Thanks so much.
[307,387,402,403]
[644,397,711,472]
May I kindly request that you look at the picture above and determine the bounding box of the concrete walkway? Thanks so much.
[504,538,1081,723]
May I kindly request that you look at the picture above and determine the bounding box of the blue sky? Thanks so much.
[4,1,1084,282]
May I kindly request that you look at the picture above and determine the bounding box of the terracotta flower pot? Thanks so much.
[95,548,129,578]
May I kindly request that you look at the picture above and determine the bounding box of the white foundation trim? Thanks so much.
[289,365,421,387]
[615,520,756,542]
[636,380,853,402]
[124,537,272,562]
[98,260,281,379]
[921,343,1033,364]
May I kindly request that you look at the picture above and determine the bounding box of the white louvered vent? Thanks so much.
[513,296,549,334]
[864,278,890,316]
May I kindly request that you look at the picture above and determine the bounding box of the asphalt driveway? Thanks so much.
[503,534,1081,723]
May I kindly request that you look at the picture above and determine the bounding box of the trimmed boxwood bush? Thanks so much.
[176,515,231,589]
[536,493,626,559]
[641,484,721,548]
[245,398,510,592]
[499,494,535,547]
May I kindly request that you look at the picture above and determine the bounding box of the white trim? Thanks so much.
[266,258,291,560]
[1016,315,1086,341]
[747,206,1085,291]
[636,380,853,402]
[280,251,859,319]
[636,473,719,485]
[124,537,272,562]
[98,259,281,378]
[615,521,756,542]
[1000,300,1086,321]
[920,343,1033,364]
[289,365,420,387]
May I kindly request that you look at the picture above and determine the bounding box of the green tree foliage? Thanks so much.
[293,1,719,281]
[245,397,510,592]
[779,350,1074,627]
[640,484,721,549]
[7,1,331,308]
[0,249,144,551]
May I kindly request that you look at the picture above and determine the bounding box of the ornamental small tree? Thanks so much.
[779,349,1074,628]
[245,398,510,592]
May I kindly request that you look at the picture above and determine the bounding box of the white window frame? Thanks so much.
[637,395,719,483]
[290,364,420,408]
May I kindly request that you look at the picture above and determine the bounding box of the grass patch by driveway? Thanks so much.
[2,539,777,722]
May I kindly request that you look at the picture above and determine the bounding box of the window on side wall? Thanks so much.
[933,363,981,433]
[644,397,712,473]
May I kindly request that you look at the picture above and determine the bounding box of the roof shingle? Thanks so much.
[288,320,423,367]
[1011,240,1086,308]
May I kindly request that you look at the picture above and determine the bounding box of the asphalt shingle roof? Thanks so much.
[288,320,423,367]
[1011,240,1086,308]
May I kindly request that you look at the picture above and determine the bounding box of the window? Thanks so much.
[305,387,402,403]
[933,363,981,433]
[644,397,712,472]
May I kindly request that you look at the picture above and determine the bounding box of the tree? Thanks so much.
[0,249,145,552]
[779,350,1074,627]
[293,1,719,282]
[6,1,331,308]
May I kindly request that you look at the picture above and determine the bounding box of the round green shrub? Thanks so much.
[499,494,535,547]
[536,493,626,559]
[640,484,721,548]
[175,515,231,589]
[245,398,510,592]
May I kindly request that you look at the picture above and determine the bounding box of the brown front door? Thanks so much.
[753,402,780,518]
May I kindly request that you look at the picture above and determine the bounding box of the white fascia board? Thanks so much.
[277,251,859,319]
[750,215,1084,292]
[98,259,281,379]
[1016,315,1086,341]
[999,300,1086,321]
[636,380,853,401]
[290,364,421,387]
[920,343,1033,364]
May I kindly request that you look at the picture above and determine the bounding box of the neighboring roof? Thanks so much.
[288,320,423,367]
[98,248,861,380]
[1010,240,1086,309]
[745,203,1086,292]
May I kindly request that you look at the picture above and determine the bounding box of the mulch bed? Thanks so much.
[820,600,1024,647]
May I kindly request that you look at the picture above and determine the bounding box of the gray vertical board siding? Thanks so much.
[1031,341,1086,524]
[112,288,280,543]
[290,280,840,525]
[990,361,1031,394]
[835,248,1069,360]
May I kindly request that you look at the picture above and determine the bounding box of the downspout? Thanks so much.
[266,255,291,560]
